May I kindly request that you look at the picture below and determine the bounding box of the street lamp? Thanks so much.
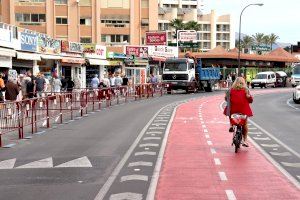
[237,3,263,76]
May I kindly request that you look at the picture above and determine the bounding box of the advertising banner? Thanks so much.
[0,27,13,48]
[20,32,37,52]
[148,45,178,58]
[146,32,167,45]
[178,31,197,42]
[83,44,106,59]
[61,41,83,53]
[125,46,149,58]
[37,34,61,54]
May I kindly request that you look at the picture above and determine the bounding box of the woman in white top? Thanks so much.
[53,77,62,93]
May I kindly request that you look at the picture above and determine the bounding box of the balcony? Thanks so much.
[16,22,46,33]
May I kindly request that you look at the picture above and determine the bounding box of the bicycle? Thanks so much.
[230,113,247,153]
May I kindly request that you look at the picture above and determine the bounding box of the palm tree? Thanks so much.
[170,19,185,39]
[252,33,265,45]
[269,33,280,50]
[242,35,254,49]
[184,21,201,31]
[262,35,270,46]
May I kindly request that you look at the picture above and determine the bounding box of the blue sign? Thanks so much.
[20,32,38,52]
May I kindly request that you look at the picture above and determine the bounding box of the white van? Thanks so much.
[250,71,276,88]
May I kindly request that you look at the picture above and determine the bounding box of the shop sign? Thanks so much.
[168,42,200,48]
[107,52,127,59]
[83,44,106,59]
[146,32,167,45]
[0,27,13,49]
[125,46,149,58]
[251,45,271,51]
[178,31,197,42]
[20,32,37,52]
[148,45,178,58]
[61,41,83,53]
[0,56,12,68]
[37,34,61,54]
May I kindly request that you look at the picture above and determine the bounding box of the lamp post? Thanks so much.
[238,3,263,76]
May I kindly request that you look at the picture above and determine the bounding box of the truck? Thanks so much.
[162,57,220,93]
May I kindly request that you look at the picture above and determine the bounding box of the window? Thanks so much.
[141,0,148,8]
[79,0,91,6]
[101,35,106,42]
[15,13,45,22]
[80,37,91,43]
[80,18,91,25]
[107,35,129,43]
[56,17,68,24]
[55,0,67,4]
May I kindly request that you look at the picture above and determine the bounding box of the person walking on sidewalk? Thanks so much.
[5,78,19,101]
[223,77,253,147]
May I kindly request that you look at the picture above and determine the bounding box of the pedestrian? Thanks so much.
[0,73,6,102]
[114,73,123,86]
[66,78,75,92]
[110,73,116,87]
[100,74,110,88]
[5,77,19,101]
[226,74,232,88]
[52,76,62,93]
[223,77,253,147]
[35,73,46,98]
[231,72,236,82]
[122,74,128,86]
[149,72,158,84]
[246,72,252,88]
[61,76,67,91]
[91,74,100,89]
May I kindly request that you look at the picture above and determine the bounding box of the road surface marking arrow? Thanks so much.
[55,156,92,168]
[17,157,53,169]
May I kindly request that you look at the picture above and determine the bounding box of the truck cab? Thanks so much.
[162,58,197,93]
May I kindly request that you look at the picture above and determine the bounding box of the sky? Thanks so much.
[203,0,299,44]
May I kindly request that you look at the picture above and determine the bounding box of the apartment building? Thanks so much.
[158,0,235,51]
[0,0,158,50]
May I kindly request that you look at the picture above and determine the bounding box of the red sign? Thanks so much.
[125,46,149,58]
[146,32,167,45]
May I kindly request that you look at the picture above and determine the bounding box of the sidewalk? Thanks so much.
[155,95,300,200]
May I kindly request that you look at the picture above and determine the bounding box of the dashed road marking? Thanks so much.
[203,129,208,133]
[207,141,213,145]
[225,190,237,200]
[134,152,156,156]
[120,175,148,182]
[151,123,167,126]
[55,156,92,168]
[281,162,300,168]
[153,120,168,122]
[17,157,53,169]
[205,134,210,139]
[202,125,206,128]
[269,152,292,157]
[109,192,143,200]
[143,137,161,141]
[149,127,165,130]
[261,143,280,148]
[214,158,221,165]
[0,158,16,169]
[128,162,153,167]
[139,143,159,148]
[253,137,271,141]
[218,172,228,181]
[210,148,217,154]
[248,127,257,130]
[146,131,162,135]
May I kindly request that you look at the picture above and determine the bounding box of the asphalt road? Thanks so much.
[0,91,219,200]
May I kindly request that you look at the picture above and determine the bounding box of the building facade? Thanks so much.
[0,0,158,50]
[158,0,234,51]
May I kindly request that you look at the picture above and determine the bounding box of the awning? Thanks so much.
[62,57,85,64]
[150,56,167,62]
[88,58,109,65]
[17,52,41,61]
[0,47,16,57]
[41,54,63,60]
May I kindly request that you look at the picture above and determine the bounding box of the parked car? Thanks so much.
[275,71,287,87]
[291,64,300,87]
[251,71,276,88]
[293,85,300,103]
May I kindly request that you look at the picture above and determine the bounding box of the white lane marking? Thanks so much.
[214,158,221,165]
[203,129,208,133]
[146,105,178,200]
[252,137,271,141]
[134,169,140,172]
[149,127,165,130]
[248,127,257,130]
[146,131,162,135]
[17,157,53,169]
[144,148,149,150]
[0,158,16,169]
[205,135,210,139]
[261,144,280,148]
[109,192,143,200]
[281,162,300,168]
[139,143,159,148]
[210,148,217,154]
[151,123,167,126]
[202,125,206,128]
[286,98,300,110]
[207,141,213,145]
[120,175,148,182]
[297,176,300,180]
[55,156,92,168]
[273,148,278,151]
[269,152,292,157]
[143,137,161,141]
[200,118,203,120]
[249,119,300,158]
[134,152,157,156]
[225,190,237,200]
[201,121,204,124]
[128,162,153,167]
[153,120,168,122]
[218,172,228,181]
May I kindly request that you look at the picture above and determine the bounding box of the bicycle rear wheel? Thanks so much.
[233,128,242,153]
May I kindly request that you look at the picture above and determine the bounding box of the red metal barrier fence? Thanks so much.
[0,83,168,147]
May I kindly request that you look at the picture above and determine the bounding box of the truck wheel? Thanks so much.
[204,83,213,92]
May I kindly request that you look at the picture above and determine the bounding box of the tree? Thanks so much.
[269,33,280,50]
[184,21,201,31]
[262,35,270,46]
[170,19,185,39]
[252,33,265,45]
[242,35,254,49]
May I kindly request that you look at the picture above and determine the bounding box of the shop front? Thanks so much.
[0,26,16,71]
[37,34,62,78]
[106,52,126,75]
[61,41,85,88]
[13,32,40,74]
[124,46,149,84]
[83,44,106,87]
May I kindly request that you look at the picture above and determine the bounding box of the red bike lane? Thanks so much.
[155,93,300,200]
